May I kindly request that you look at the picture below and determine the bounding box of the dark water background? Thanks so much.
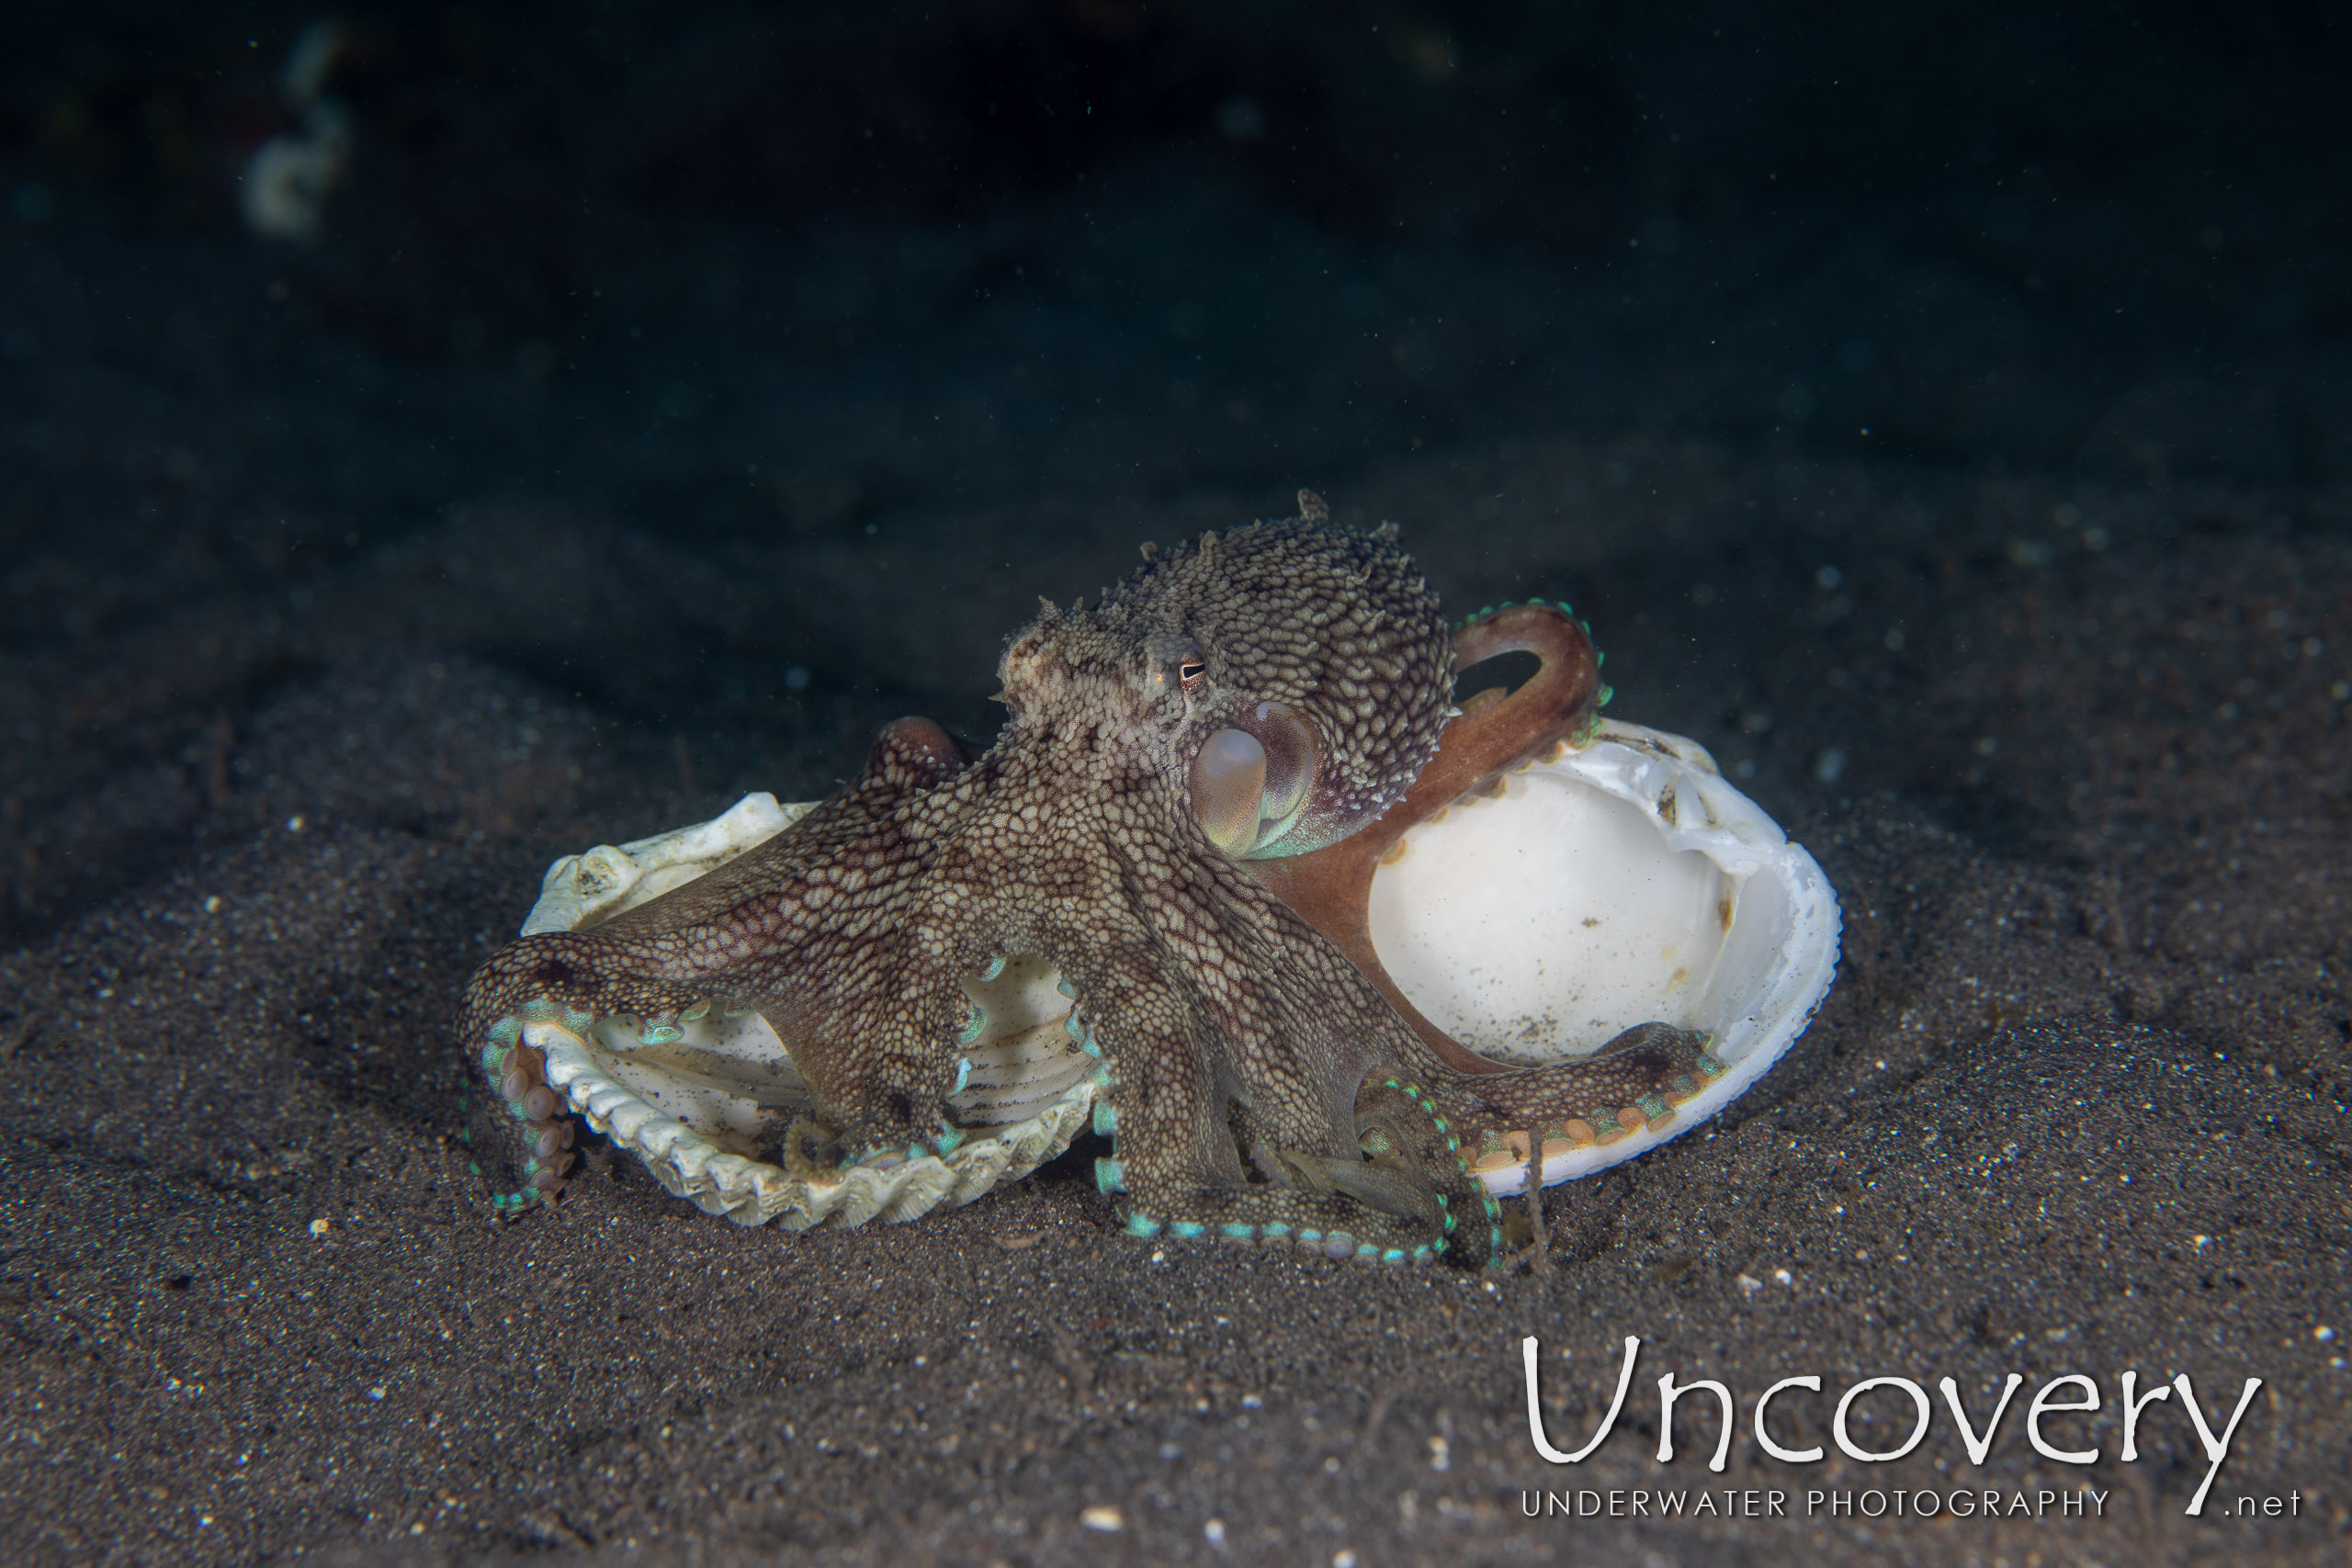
[4,0,2346,931]
[1,6,2347,1564]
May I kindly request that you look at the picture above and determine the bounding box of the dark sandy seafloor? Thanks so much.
[2,425,2347,1567]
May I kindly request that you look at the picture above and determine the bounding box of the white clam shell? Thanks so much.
[513,716,1838,1224]
[1367,719,1841,1193]
[519,796,1095,1228]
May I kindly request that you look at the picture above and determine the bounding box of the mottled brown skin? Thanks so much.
[460,519,1702,1264]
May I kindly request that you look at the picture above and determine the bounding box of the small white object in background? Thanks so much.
[241,20,353,244]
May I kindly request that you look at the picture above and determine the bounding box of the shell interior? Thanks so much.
[1365,719,1842,1192]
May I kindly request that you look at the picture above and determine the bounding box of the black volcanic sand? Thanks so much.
[3,439,2348,1566]
[4,9,2351,1552]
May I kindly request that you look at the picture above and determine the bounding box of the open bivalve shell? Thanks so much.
[1365,717,1840,1194]
[514,716,1836,1226]
[519,796,1096,1229]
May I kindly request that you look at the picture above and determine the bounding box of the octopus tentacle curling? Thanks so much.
[459,514,1722,1265]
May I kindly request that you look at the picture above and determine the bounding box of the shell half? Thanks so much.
[517,796,1095,1228]
[1366,718,1841,1194]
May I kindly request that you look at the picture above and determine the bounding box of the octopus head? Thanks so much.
[1001,518,1453,859]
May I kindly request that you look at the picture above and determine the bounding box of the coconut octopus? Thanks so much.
[458,506,1724,1266]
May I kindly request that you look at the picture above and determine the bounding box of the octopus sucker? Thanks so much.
[458,508,1838,1265]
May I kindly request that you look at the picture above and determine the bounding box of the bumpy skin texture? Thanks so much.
[459,519,1703,1264]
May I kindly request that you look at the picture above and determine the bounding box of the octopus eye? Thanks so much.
[1178,657,1207,694]
[1191,728,1267,855]
[1189,704,1317,858]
